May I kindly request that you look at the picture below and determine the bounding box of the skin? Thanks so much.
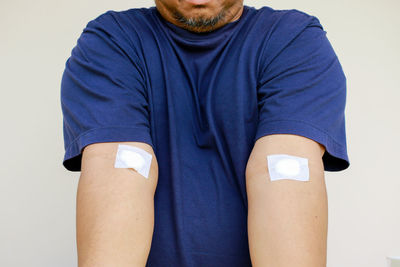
[77,142,158,267]
[154,0,244,33]
[246,134,328,266]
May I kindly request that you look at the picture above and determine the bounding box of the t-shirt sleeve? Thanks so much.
[255,10,350,171]
[60,11,153,172]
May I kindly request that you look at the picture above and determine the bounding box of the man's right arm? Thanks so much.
[76,141,158,267]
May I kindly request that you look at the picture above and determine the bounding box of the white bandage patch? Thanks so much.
[267,154,309,182]
[114,144,152,179]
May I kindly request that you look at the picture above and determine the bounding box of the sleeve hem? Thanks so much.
[255,119,349,172]
[63,126,153,172]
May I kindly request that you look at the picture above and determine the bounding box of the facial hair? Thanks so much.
[170,6,228,32]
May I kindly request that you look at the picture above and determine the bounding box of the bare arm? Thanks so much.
[76,141,158,267]
[246,134,327,267]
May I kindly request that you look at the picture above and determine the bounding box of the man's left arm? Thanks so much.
[246,133,327,267]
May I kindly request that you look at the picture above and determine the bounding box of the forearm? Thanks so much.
[77,143,158,267]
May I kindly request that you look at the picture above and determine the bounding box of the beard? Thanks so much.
[172,8,226,32]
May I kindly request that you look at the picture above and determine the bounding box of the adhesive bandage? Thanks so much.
[114,144,152,179]
[267,154,309,182]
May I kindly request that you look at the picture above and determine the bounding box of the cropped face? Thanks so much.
[155,0,244,33]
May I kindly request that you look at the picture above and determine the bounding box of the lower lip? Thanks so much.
[184,0,211,4]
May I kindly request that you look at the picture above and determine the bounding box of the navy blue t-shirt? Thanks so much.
[61,5,350,266]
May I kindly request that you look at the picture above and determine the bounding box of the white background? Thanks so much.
[1,0,399,266]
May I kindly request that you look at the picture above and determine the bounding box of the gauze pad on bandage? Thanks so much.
[114,144,152,179]
[267,154,309,182]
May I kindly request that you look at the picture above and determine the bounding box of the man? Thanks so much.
[60,0,350,266]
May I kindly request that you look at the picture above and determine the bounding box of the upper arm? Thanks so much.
[245,12,344,265]
[246,133,325,182]
[245,134,328,267]
[254,11,350,172]
[80,141,158,195]
[76,141,158,266]
[61,12,153,172]
[245,133,326,194]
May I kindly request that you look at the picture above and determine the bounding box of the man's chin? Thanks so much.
[171,8,226,32]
